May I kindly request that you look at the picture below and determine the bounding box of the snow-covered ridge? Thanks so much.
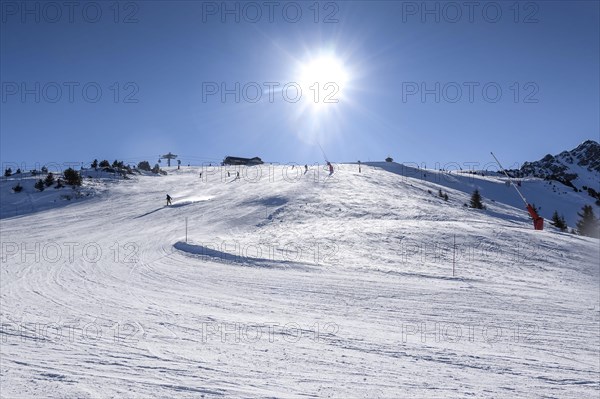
[0,167,161,219]
[366,161,596,228]
[507,140,600,202]
[1,163,598,398]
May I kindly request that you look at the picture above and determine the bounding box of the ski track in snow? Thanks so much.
[1,164,599,398]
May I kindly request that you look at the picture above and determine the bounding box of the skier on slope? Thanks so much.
[304,164,308,174]
[166,194,172,206]
[327,162,334,176]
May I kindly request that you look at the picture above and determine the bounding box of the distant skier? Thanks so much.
[304,164,308,174]
[327,162,334,176]
[199,172,202,178]
[166,194,172,206]
[236,171,240,179]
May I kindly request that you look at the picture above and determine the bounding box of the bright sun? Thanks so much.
[298,56,349,106]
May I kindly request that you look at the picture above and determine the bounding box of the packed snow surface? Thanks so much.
[1,163,599,398]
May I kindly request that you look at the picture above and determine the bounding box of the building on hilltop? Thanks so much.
[222,156,263,166]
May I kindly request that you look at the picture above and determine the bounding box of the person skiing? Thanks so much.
[304,164,308,174]
[327,162,334,176]
[166,194,172,206]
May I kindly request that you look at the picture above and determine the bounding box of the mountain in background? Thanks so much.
[507,140,600,205]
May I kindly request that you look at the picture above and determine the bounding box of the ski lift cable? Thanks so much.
[317,141,329,164]
[490,152,528,206]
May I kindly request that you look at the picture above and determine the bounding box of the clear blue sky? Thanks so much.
[1,1,598,170]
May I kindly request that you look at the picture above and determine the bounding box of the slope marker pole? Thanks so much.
[452,234,456,277]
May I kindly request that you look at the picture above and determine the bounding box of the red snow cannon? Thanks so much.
[527,204,544,231]
[491,152,545,232]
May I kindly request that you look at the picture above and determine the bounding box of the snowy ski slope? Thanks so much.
[1,163,599,398]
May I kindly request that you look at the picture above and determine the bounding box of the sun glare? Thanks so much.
[290,52,355,145]
[298,56,349,107]
[300,56,348,88]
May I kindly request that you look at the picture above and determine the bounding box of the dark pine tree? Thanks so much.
[63,168,82,186]
[44,172,55,187]
[34,179,45,192]
[137,161,151,171]
[550,210,567,232]
[576,205,600,238]
[470,189,484,209]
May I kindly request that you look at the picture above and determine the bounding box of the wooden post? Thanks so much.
[452,234,456,277]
